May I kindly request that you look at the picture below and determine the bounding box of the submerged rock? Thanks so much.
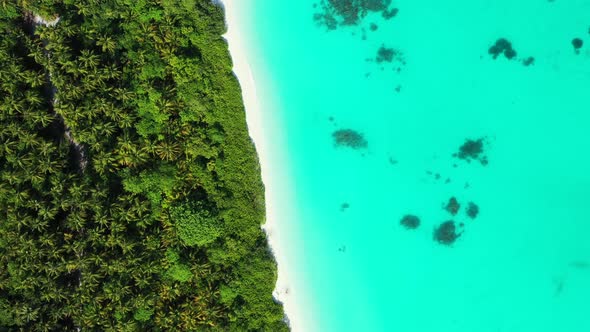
[333,129,368,149]
[572,38,583,53]
[569,261,590,269]
[522,56,535,66]
[340,202,350,211]
[400,214,420,229]
[433,221,463,245]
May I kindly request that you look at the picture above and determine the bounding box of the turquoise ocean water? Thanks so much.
[231,1,590,331]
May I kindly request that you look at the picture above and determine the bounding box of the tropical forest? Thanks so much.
[0,0,287,330]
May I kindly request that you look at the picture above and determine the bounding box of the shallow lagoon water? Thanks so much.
[232,1,590,331]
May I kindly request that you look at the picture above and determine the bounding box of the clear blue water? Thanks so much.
[232,1,590,331]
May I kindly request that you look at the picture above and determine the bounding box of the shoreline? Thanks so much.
[220,1,308,331]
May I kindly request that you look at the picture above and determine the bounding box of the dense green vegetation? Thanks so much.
[0,0,287,330]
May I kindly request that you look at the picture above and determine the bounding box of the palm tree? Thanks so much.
[78,50,100,69]
[96,35,116,54]
[153,141,180,161]
[2,138,18,155]
[92,151,115,176]
[117,145,149,168]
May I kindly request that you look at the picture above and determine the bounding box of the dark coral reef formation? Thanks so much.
[444,197,460,216]
[333,129,368,149]
[466,202,479,219]
[433,221,463,245]
[390,137,490,247]
[400,214,420,229]
[488,38,535,67]
[521,56,535,66]
[453,137,489,165]
[375,45,404,64]
[313,0,399,30]
[489,38,517,60]
[572,37,583,54]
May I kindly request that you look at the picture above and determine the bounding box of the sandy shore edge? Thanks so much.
[220,1,306,331]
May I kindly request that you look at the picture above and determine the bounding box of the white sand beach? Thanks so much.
[220,1,310,331]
